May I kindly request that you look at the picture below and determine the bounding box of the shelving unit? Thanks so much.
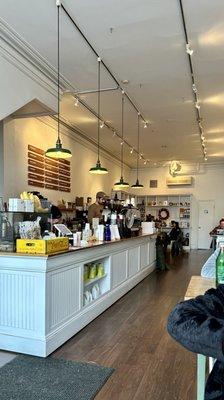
[84,274,107,288]
[136,194,192,250]
[83,257,110,307]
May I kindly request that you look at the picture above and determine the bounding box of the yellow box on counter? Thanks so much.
[16,237,69,254]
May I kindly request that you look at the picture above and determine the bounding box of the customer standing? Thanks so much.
[169,221,183,256]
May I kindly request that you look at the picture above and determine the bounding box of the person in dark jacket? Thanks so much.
[167,285,224,400]
[169,221,183,256]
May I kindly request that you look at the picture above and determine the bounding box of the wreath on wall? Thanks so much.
[158,208,170,220]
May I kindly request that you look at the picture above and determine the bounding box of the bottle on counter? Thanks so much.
[216,245,224,286]
[104,223,111,241]
[110,211,117,225]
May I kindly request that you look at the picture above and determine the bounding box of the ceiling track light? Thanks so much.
[186,43,193,56]
[74,98,79,107]
[46,2,72,160]
[130,148,134,154]
[100,121,105,129]
[179,0,207,161]
[192,84,197,93]
[120,140,124,146]
[144,122,148,129]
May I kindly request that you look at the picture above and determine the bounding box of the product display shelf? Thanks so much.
[82,256,111,308]
[137,194,192,249]
[84,273,107,288]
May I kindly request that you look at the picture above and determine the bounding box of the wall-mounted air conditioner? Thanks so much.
[166,176,193,186]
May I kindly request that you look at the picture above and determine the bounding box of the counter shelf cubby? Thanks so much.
[82,256,110,308]
[84,273,108,288]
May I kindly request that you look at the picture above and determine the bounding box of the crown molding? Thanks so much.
[0,17,73,92]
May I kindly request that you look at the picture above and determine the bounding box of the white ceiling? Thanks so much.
[1,0,224,167]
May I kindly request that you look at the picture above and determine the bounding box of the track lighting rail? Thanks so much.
[68,86,119,95]
[60,2,148,125]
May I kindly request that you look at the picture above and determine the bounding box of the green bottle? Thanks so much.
[216,246,224,286]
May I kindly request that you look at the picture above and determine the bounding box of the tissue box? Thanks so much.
[141,222,155,235]
[9,198,25,212]
[24,199,34,212]
[16,237,69,254]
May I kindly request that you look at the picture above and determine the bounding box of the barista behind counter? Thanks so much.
[87,191,108,224]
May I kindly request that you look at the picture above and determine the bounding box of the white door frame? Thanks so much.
[197,200,215,249]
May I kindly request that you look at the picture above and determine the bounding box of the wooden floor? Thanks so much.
[53,250,210,400]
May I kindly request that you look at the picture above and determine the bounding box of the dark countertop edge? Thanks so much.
[0,233,156,258]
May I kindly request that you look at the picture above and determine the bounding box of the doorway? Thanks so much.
[198,200,215,249]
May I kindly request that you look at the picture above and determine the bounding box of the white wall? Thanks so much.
[130,165,224,248]
[3,117,130,203]
[0,54,57,121]
[0,121,3,198]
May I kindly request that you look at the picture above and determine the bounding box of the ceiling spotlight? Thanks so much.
[120,140,124,145]
[74,98,79,107]
[130,148,134,154]
[139,153,143,159]
[113,131,116,136]
[186,43,193,56]
[121,90,125,95]
[192,84,197,93]
[100,121,105,129]
[144,122,148,129]
[195,101,200,109]
[122,79,129,84]
[201,134,205,140]
[202,142,205,148]
[144,160,147,165]
[204,157,208,161]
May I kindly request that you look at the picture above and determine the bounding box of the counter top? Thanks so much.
[0,233,157,258]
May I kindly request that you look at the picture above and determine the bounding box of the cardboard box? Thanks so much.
[16,237,69,254]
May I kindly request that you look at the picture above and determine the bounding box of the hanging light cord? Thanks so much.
[121,94,124,178]
[137,114,140,180]
[97,58,101,163]
[57,3,60,144]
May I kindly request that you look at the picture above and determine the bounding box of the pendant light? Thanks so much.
[114,93,129,189]
[46,2,72,159]
[89,58,108,174]
[132,114,144,188]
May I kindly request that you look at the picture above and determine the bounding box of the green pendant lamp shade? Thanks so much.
[46,4,72,160]
[89,160,108,175]
[89,58,108,175]
[114,176,130,188]
[131,114,144,188]
[131,178,144,188]
[114,94,129,190]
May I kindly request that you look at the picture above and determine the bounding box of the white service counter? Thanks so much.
[0,234,156,357]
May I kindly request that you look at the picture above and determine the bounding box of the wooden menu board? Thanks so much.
[27,145,71,192]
